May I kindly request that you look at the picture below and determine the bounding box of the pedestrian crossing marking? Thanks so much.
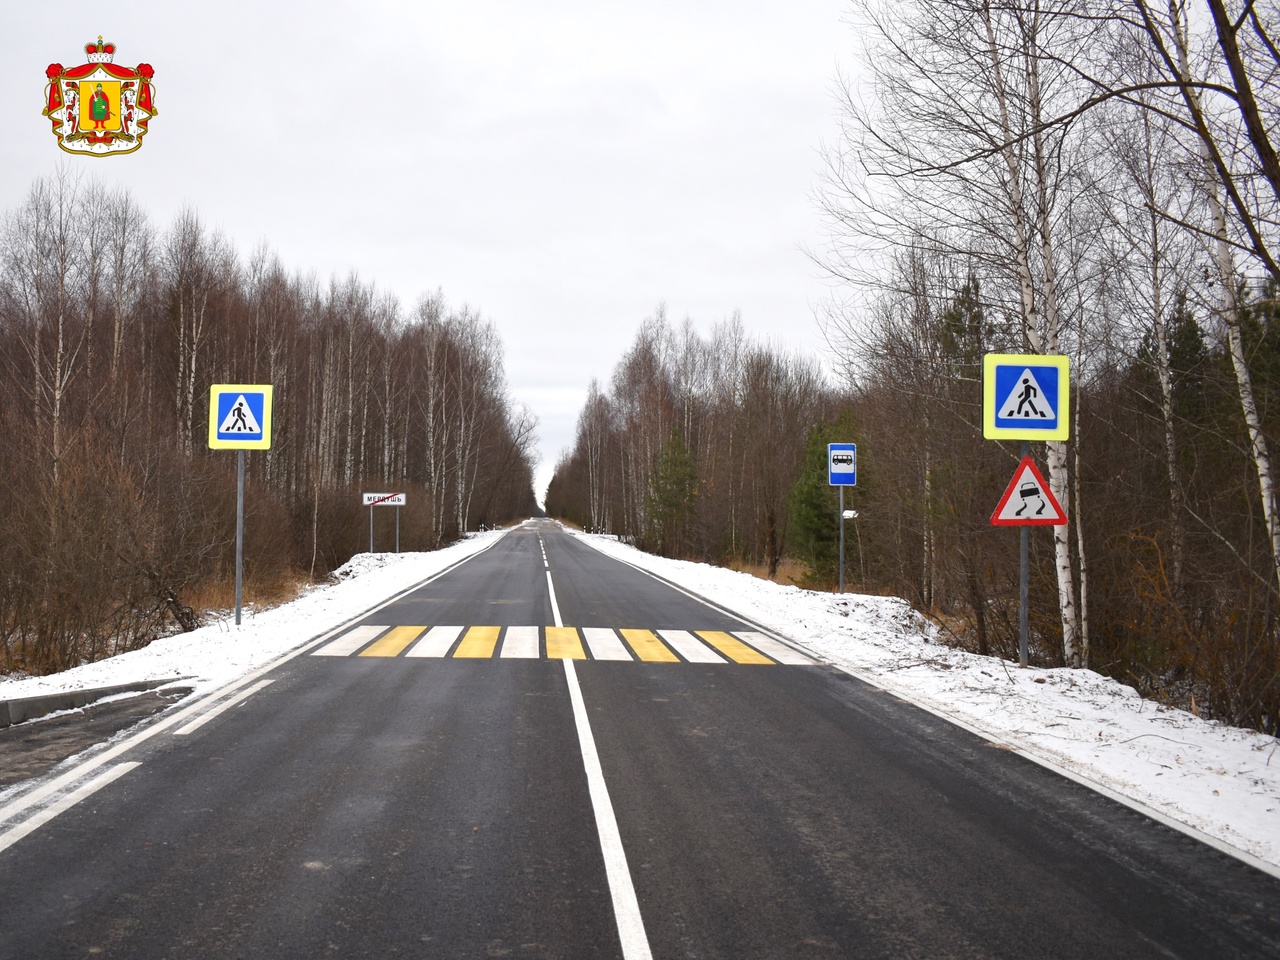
[582,627,632,661]
[546,625,587,660]
[406,625,464,657]
[697,630,774,665]
[312,625,819,666]
[454,625,501,658]
[735,631,819,666]
[620,628,680,663]
[314,624,387,656]
[501,625,540,659]
[659,629,726,664]
[358,625,425,657]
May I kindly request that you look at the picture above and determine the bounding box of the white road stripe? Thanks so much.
[405,625,464,657]
[563,659,653,960]
[312,624,388,656]
[658,629,727,664]
[174,679,274,736]
[732,631,817,665]
[546,571,563,628]
[582,628,633,661]
[0,762,140,855]
[500,625,540,658]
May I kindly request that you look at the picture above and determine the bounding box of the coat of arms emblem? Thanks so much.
[43,37,156,156]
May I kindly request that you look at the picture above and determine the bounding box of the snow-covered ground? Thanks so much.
[1,522,1276,874]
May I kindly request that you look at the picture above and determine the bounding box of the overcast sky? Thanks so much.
[6,1,850,502]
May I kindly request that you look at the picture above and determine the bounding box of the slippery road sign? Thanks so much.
[991,457,1066,526]
[208,384,273,449]
[983,354,1069,441]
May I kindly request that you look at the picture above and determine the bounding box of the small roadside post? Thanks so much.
[362,492,407,552]
[828,443,857,593]
[208,384,274,626]
[983,354,1070,667]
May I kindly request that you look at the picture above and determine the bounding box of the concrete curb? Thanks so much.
[0,679,189,729]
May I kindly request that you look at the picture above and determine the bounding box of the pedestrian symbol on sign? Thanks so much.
[1000,369,1053,420]
[219,396,261,434]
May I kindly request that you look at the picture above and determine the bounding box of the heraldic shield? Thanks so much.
[43,37,156,157]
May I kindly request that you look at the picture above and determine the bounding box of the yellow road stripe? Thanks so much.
[696,630,774,665]
[620,629,680,663]
[454,625,501,658]
[358,625,426,657]
[546,626,586,660]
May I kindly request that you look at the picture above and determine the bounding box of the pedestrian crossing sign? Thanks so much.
[208,384,273,449]
[983,354,1069,440]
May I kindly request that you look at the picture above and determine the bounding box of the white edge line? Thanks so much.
[564,525,1280,881]
[0,762,140,855]
[0,532,508,826]
[563,658,653,960]
[174,679,274,736]
[848,666,1280,882]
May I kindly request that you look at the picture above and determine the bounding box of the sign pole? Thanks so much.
[369,504,374,553]
[1019,441,1030,667]
[838,486,846,594]
[235,450,245,627]
[396,505,401,553]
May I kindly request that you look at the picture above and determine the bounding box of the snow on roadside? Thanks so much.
[0,530,505,704]
[570,529,1280,871]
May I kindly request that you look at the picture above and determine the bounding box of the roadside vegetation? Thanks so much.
[0,173,538,676]
[549,1,1280,736]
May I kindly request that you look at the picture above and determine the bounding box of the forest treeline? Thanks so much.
[0,172,537,676]
[550,0,1280,735]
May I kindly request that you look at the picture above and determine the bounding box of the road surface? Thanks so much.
[1,520,1278,958]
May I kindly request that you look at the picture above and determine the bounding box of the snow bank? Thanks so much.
[0,531,504,703]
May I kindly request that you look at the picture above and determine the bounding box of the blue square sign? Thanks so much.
[983,354,1069,440]
[828,442,857,486]
[209,384,273,449]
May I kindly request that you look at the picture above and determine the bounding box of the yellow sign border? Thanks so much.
[208,384,273,449]
[983,354,1070,441]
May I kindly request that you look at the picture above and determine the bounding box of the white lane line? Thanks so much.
[658,630,727,664]
[733,631,817,665]
[501,625,541,659]
[0,762,140,855]
[405,625,465,657]
[313,624,388,656]
[546,571,563,628]
[582,628,633,661]
[174,679,273,736]
[563,659,653,960]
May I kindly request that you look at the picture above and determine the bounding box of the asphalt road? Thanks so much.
[1,519,1278,959]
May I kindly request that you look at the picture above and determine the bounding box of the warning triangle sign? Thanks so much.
[991,457,1067,526]
[998,368,1055,421]
[219,395,262,434]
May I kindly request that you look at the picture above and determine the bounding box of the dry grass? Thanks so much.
[723,557,811,587]
[185,573,312,619]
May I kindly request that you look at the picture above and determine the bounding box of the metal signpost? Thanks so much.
[208,384,274,626]
[827,443,857,593]
[363,492,406,553]
[982,355,1069,667]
